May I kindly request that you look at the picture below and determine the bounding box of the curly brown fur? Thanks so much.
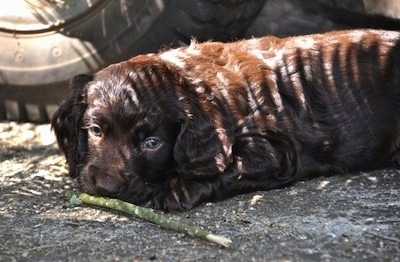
[53,29,400,211]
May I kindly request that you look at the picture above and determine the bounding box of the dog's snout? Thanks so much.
[93,174,123,196]
[84,164,126,196]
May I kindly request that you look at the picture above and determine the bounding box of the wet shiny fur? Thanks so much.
[53,29,400,211]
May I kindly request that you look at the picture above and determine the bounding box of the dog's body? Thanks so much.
[53,29,400,211]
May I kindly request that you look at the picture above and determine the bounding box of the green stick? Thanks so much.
[63,189,232,247]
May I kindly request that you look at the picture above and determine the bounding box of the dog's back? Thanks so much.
[158,29,400,174]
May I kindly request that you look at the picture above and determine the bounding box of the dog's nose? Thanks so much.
[94,175,122,196]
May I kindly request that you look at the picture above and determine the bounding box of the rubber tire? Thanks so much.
[0,0,266,123]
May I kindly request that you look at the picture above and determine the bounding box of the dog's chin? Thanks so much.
[116,185,158,206]
[91,181,158,206]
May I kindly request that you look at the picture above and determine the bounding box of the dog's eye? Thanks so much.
[144,137,161,150]
[89,125,102,137]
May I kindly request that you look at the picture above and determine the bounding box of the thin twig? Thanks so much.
[376,219,400,224]
[366,231,400,243]
[63,189,232,247]
[22,243,66,253]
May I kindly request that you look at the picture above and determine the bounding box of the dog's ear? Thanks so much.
[129,56,235,179]
[173,113,234,179]
[52,74,92,177]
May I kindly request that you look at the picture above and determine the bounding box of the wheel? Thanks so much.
[0,0,266,122]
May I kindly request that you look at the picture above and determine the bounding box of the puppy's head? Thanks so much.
[52,55,233,206]
[52,56,185,204]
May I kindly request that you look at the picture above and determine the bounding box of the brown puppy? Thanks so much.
[52,29,400,211]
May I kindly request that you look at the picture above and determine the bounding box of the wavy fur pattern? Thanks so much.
[53,29,400,211]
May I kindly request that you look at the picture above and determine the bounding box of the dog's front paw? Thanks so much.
[151,178,207,211]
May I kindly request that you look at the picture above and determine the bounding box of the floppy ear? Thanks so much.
[51,74,92,178]
[129,56,235,179]
[173,114,234,179]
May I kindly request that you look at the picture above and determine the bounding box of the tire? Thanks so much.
[0,0,266,123]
